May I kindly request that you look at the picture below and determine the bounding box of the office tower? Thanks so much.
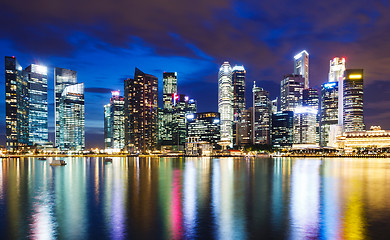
[218,62,233,147]
[187,112,220,146]
[252,83,271,145]
[163,72,177,109]
[5,56,29,151]
[343,69,364,132]
[293,107,317,145]
[328,57,346,125]
[104,91,125,150]
[159,72,177,145]
[320,82,339,146]
[294,50,309,88]
[54,68,77,147]
[280,74,305,111]
[271,98,279,114]
[232,65,246,147]
[271,111,294,148]
[104,104,112,149]
[171,94,197,150]
[58,83,85,151]
[25,64,48,145]
[303,88,320,143]
[124,68,158,153]
[237,108,252,146]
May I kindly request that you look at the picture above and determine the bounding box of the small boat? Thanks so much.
[50,160,67,166]
[104,158,113,163]
[37,157,47,160]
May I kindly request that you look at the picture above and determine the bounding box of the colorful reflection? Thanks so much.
[0,157,390,239]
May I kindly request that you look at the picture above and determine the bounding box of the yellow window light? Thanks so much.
[349,74,362,79]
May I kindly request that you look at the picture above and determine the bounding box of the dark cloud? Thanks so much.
[85,87,114,94]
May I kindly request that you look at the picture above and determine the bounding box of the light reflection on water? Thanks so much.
[1,157,390,239]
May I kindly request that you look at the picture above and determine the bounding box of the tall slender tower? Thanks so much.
[24,64,48,145]
[5,56,29,151]
[104,91,125,150]
[124,68,158,153]
[218,62,233,147]
[343,69,364,132]
[328,57,346,125]
[55,68,77,147]
[294,50,309,89]
[252,82,271,145]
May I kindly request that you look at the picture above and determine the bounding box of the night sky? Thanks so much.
[1,0,390,148]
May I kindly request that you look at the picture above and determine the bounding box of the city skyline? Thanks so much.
[1,0,390,148]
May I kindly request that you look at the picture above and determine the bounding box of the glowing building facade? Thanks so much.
[320,82,339,146]
[186,112,220,146]
[25,64,48,145]
[104,91,125,150]
[232,65,246,147]
[124,68,158,153]
[5,56,29,151]
[55,67,77,147]
[280,74,305,111]
[218,62,233,147]
[343,69,364,132]
[272,111,294,148]
[293,106,318,145]
[252,83,271,145]
[328,57,346,125]
[59,83,85,151]
[294,50,309,89]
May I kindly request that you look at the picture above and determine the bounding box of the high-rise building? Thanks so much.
[303,88,320,143]
[159,72,177,145]
[271,111,294,148]
[58,83,85,151]
[186,112,220,146]
[124,68,158,153]
[54,67,77,147]
[271,98,279,114]
[163,72,177,109]
[232,65,246,147]
[320,82,339,146]
[218,62,233,147]
[5,56,29,151]
[294,50,309,88]
[343,69,364,132]
[252,83,271,145]
[25,64,48,145]
[328,57,346,125]
[171,94,197,150]
[104,91,125,150]
[280,74,305,111]
[237,108,252,146]
[293,107,317,145]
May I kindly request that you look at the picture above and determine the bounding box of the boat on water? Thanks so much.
[37,157,47,160]
[50,160,67,166]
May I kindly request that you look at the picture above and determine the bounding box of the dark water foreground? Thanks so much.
[1,157,390,239]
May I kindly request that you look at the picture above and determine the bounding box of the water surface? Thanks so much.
[0,157,390,239]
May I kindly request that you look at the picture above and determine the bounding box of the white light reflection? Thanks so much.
[290,159,321,239]
[183,160,197,237]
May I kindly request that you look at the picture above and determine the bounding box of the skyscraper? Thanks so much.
[328,57,346,125]
[293,106,317,145]
[218,62,233,147]
[343,69,364,132]
[232,65,246,147]
[5,56,29,151]
[303,88,320,143]
[186,112,221,146]
[252,83,271,145]
[104,91,125,150]
[25,64,48,145]
[237,108,252,146]
[59,83,85,151]
[294,50,309,88]
[320,82,339,146]
[160,72,177,146]
[124,68,158,153]
[271,111,294,148]
[55,67,77,147]
[280,74,305,111]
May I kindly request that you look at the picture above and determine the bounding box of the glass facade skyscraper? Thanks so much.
[271,111,294,148]
[25,64,48,145]
[343,69,364,132]
[59,83,85,151]
[160,72,178,145]
[55,67,77,147]
[328,57,346,125]
[5,56,29,151]
[232,65,246,147]
[294,50,309,89]
[280,74,305,111]
[252,83,271,145]
[104,91,125,150]
[187,112,220,146]
[218,62,233,147]
[320,82,339,146]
